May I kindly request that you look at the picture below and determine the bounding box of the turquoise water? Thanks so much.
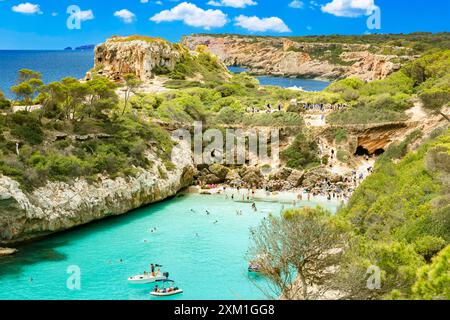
[228,66,330,91]
[0,50,94,98]
[0,194,337,300]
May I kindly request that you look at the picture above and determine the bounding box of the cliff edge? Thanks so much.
[0,141,195,245]
[181,35,411,81]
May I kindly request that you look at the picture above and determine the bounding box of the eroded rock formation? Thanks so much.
[0,141,195,244]
[94,36,183,81]
[182,35,409,81]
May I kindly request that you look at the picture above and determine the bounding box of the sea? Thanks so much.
[0,194,337,300]
[0,51,329,98]
[0,50,94,98]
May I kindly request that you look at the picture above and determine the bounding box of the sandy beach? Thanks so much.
[185,186,345,208]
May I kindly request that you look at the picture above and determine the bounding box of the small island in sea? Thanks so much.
[63,44,96,51]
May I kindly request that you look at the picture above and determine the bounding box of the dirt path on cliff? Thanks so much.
[407,100,428,122]
[304,113,327,127]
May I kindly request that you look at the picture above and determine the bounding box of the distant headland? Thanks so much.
[64,44,95,51]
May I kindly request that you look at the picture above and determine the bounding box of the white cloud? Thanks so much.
[12,2,41,14]
[207,0,257,8]
[140,0,162,3]
[234,15,291,33]
[321,0,376,17]
[114,9,136,23]
[289,0,304,9]
[150,2,228,30]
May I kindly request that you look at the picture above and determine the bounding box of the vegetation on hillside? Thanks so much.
[334,128,450,299]
[281,132,320,170]
[0,71,174,190]
[193,32,450,55]
[327,50,450,125]
[155,45,229,84]
[249,129,450,300]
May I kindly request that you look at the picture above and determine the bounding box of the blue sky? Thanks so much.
[0,0,449,49]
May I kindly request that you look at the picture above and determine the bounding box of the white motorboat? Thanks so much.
[150,279,183,297]
[150,289,183,297]
[128,272,168,284]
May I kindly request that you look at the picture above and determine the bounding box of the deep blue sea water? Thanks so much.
[0,194,337,300]
[228,66,330,91]
[0,50,94,98]
[0,52,328,98]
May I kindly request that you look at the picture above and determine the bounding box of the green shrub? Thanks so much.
[411,245,450,300]
[9,112,44,145]
[282,132,320,169]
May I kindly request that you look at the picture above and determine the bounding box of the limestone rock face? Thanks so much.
[287,170,305,188]
[241,167,264,187]
[341,51,402,82]
[0,247,17,256]
[302,167,337,189]
[94,37,182,81]
[0,141,195,245]
[182,35,411,81]
[272,167,293,181]
[208,164,230,180]
[225,170,242,186]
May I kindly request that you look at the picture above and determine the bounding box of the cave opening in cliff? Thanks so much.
[374,148,385,156]
[355,146,370,157]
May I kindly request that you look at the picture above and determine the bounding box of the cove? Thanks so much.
[0,193,337,300]
[227,66,330,91]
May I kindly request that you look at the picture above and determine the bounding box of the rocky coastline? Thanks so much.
[0,141,195,246]
[182,35,411,81]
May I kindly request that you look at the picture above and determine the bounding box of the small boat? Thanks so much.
[150,279,183,297]
[128,272,167,284]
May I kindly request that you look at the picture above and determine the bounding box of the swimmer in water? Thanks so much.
[206,210,211,215]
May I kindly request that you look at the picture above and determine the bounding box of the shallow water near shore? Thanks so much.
[0,194,337,300]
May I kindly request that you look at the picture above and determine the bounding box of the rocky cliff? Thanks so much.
[0,141,195,245]
[94,36,183,81]
[182,35,409,81]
